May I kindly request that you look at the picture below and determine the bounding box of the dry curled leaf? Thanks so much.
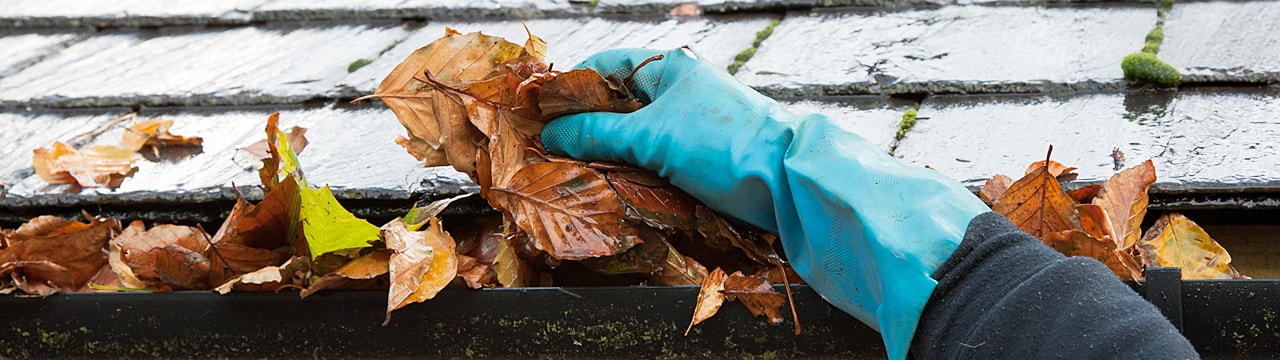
[0,214,120,294]
[723,271,787,326]
[383,217,457,325]
[1093,160,1156,250]
[686,267,728,335]
[33,142,136,187]
[122,118,203,152]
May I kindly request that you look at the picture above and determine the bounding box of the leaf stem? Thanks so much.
[623,54,665,89]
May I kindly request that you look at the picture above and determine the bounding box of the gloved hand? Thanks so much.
[541,47,989,360]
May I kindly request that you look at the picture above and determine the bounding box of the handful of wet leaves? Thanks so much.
[2,28,801,333]
[357,27,801,331]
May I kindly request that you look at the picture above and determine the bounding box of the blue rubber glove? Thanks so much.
[541,48,989,360]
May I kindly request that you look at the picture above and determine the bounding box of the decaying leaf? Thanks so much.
[0,214,120,295]
[722,271,787,326]
[113,221,213,291]
[1137,213,1242,280]
[490,162,639,260]
[538,69,644,119]
[33,142,136,187]
[384,217,457,325]
[122,118,203,152]
[686,267,728,336]
[608,171,698,232]
[650,242,709,286]
[494,233,539,287]
[213,255,309,294]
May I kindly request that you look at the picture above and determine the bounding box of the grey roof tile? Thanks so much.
[252,0,576,22]
[1,107,473,209]
[0,110,124,184]
[0,0,266,27]
[780,98,909,151]
[0,26,408,108]
[1161,1,1280,84]
[0,33,80,78]
[337,16,777,95]
[738,6,1153,96]
[896,88,1280,193]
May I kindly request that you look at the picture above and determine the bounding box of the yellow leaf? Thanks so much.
[1137,213,1241,280]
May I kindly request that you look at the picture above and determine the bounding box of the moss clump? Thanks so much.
[727,19,780,75]
[347,58,374,73]
[1142,25,1164,54]
[895,108,917,141]
[1122,52,1181,88]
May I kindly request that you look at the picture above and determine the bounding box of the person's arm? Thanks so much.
[915,212,1196,359]
[540,47,1196,359]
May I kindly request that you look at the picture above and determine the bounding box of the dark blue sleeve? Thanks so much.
[911,212,1199,359]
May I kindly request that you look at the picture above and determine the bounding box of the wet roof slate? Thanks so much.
[1,0,1278,222]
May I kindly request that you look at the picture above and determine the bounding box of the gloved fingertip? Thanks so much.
[540,116,586,156]
[540,112,635,163]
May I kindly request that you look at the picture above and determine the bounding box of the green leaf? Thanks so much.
[298,184,380,258]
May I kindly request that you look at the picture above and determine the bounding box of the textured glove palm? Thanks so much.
[541,48,989,360]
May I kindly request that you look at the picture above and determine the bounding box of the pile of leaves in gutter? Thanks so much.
[2,28,801,331]
[982,147,1245,281]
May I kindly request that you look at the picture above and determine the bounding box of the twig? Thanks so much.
[623,54,665,89]
[70,112,136,147]
[778,261,802,335]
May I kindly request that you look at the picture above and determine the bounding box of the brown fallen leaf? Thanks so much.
[1092,160,1156,250]
[992,150,1081,238]
[490,162,639,260]
[494,232,540,287]
[538,68,643,119]
[240,125,308,161]
[32,142,136,187]
[722,271,787,326]
[608,170,698,232]
[456,254,496,289]
[1137,213,1243,280]
[121,118,203,152]
[686,267,728,335]
[650,241,709,286]
[1044,228,1143,281]
[0,214,120,294]
[1025,159,1078,182]
[384,217,457,325]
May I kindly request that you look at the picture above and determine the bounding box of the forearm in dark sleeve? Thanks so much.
[910,212,1198,359]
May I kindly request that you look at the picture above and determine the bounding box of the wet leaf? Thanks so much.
[456,254,496,289]
[696,207,779,266]
[686,267,728,336]
[1137,213,1242,280]
[121,118,203,152]
[722,271,787,326]
[384,217,457,325]
[979,174,1012,206]
[490,162,638,260]
[113,221,212,290]
[650,242,708,286]
[608,170,698,232]
[579,233,670,276]
[538,69,643,120]
[1093,160,1156,250]
[992,160,1081,238]
[32,142,136,187]
[0,214,120,293]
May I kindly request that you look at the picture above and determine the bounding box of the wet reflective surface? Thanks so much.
[738,6,1153,96]
[1162,1,1280,84]
[898,88,1280,194]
